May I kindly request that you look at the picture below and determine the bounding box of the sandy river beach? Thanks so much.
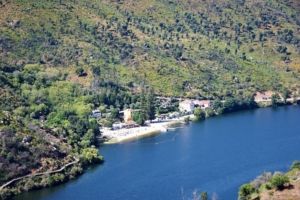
[102,114,195,143]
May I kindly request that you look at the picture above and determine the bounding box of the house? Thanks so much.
[193,100,212,110]
[92,110,101,118]
[125,120,138,129]
[123,109,134,122]
[179,99,195,112]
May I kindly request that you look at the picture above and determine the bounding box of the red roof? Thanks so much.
[126,120,137,125]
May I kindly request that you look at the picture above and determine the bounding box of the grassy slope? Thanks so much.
[0,0,299,98]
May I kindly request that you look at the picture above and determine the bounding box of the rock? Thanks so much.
[10,20,20,28]
[16,60,24,66]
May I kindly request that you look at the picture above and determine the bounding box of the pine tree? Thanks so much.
[145,87,156,121]
[139,86,146,123]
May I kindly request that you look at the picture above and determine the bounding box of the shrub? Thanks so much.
[270,174,289,189]
[239,183,256,199]
[194,108,205,120]
[265,184,272,190]
[199,191,208,200]
[290,160,300,171]
[268,191,274,196]
[184,116,190,123]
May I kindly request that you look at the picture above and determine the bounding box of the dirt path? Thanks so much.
[257,182,300,200]
[0,157,79,191]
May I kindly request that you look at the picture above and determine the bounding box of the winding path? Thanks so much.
[0,157,79,191]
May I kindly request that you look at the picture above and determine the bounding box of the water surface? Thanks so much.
[13,106,300,200]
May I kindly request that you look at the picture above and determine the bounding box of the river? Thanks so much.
[12,106,300,200]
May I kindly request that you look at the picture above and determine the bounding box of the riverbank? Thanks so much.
[238,161,300,200]
[0,148,104,200]
[102,114,195,144]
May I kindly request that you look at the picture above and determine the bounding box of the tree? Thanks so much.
[212,99,223,114]
[290,160,300,170]
[194,108,205,120]
[238,184,256,199]
[75,67,84,75]
[79,147,103,165]
[184,116,190,123]
[276,46,287,53]
[145,87,156,121]
[133,112,144,125]
[82,129,96,145]
[282,88,289,104]
[137,114,144,125]
[140,86,146,123]
[110,108,120,120]
[270,174,289,189]
[292,92,298,104]
[199,191,208,200]
[103,120,112,128]
[223,98,237,113]
[271,94,280,107]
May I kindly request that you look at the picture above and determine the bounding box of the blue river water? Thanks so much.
[12,106,300,200]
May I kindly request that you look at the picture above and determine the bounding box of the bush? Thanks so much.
[290,160,300,171]
[268,191,274,196]
[239,183,256,199]
[103,120,113,128]
[205,108,215,117]
[184,116,190,123]
[79,147,104,165]
[270,174,289,189]
[264,184,271,190]
[199,191,208,200]
[194,108,205,120]
[68,166,83,179]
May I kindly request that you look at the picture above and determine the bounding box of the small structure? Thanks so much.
[112,122,125,130]
[179,99,195,112]
[123,109,134,122]
[125,120,138,129]
[92,110,101,118]
[193,100,212,110]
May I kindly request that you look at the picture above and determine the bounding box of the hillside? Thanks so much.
[238,161,300,200]
[1,0,300,97]
[0,0,300,198]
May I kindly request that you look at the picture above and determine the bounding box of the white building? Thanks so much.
[179,99,195,112]
[193,100,212,110]
[92,110,101,118]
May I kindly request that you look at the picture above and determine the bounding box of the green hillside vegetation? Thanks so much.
[1,0,300,97]
[0,110,103,199]
[0,0,300,198]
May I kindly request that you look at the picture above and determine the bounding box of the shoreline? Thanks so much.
[102,114,195,144]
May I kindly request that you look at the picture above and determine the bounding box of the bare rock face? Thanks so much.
[10,20,20,28]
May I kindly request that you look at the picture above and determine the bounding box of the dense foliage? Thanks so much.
[238,184,256,200]
[290,160,300,171]
[1,0,300,97]
[270,174,290,189]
